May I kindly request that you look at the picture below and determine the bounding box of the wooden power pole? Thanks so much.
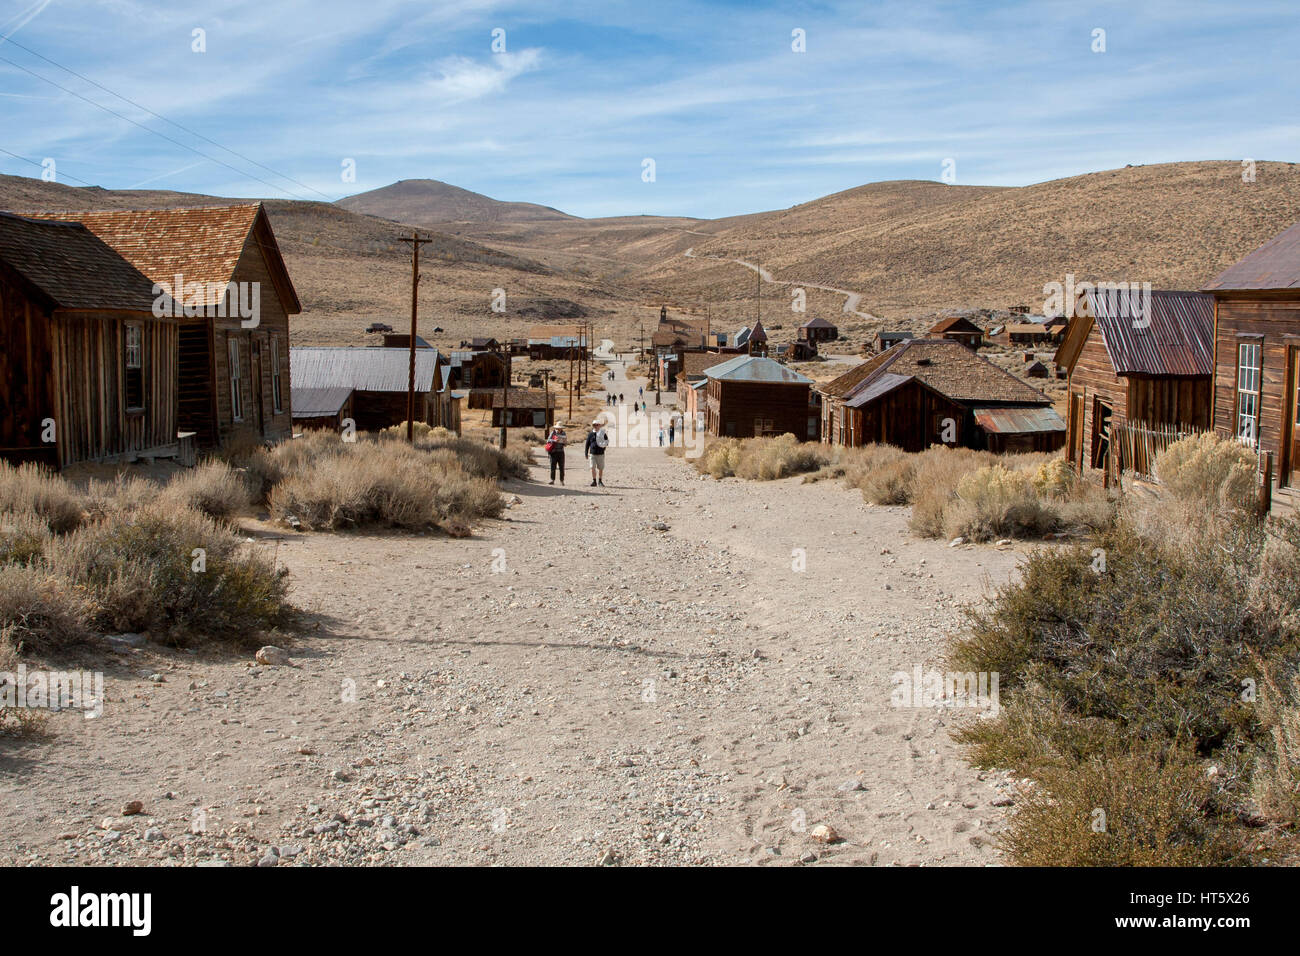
[398,231,432,442]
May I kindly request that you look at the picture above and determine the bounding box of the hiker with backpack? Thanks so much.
[585,420,609,487]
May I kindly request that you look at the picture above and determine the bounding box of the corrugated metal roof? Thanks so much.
[705,355,813,384]
[291,347,440,393]
[844,373,914,408]
[1204,220,1300,291]
[1083,289,1213,376]
[291,386,353,418]
[0,212,169,313]
[973,406,1066,434]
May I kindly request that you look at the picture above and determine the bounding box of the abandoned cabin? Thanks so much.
[798,315,839,344]
[527,324,587,360]
[1203,219,1300,511]
[24,204,300,451]
[873,330,914,353]
[928,316,984,350]
[1054,289,1213,478]
[0,212,180,468]
[291,386,355,432]
[290,347,456,433]
[487,388,555,429]
[819,337,1064,453]
[703,354,818,440]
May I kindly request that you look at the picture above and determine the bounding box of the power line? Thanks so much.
[0,33,336,202]
[0,144,98,187]
[0,51,325,203]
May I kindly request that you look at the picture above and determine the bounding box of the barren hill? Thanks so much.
[337,179,578,224]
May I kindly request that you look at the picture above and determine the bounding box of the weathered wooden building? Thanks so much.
[703,355,818,440]
[527,324,587,360]
[488,388,555,428]
[819,338,1063,453]
[798,315,839,344]
[1203,221,1300,510]
[26,204,301,451]
[290,347,450,432]
[1054,289,1213,477]
[928,316,983,350]
[873,330,914,353]
[0,213,180,468]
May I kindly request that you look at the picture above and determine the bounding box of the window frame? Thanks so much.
[123,322,144,413]
[1236,340,1263,448]
[270,335,283,414]
[228,335,244,423]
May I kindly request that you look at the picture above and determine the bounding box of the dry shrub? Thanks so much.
[1156,432,1257,510]
[908,446,997,537]
[83,474,157,518]
[244,429,354,500]
[941,465,1057,542]
[0,512,51,566]
[158,460,252,522]
[1032,457,1077,498]
[413,432,530,480]
[694,435,828,480]
[1254,663,1300,827]
[1001,744,1243,866]
[268,440,502,532]
[0,462,84,533]
[43,501,292,644]
[0,564,91,653]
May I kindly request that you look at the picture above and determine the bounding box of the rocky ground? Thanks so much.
[0,360,1029,867]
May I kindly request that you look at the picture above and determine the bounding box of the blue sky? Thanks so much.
[1,0,1297,218]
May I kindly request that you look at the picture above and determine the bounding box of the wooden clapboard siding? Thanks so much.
[1212,297,1300,508]
[48,311,177,467]
[0,268,56,464]
[705,379,815,439]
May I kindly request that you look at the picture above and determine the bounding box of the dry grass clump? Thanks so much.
[941,465,1057,542]
[908,446,998,537]
[0,512,51,566]
[0,564,91,654]
[43,500,292,644]
[695,435,830,480]
[1254,664,1300,828]
[0,462,84,533]
[268,439,503,533]
[82,474,156,519]
[1156,432,1257,509]
[157,460,252,522]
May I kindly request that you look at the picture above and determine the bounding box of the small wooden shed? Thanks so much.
[704,355,818,440]
[0,213,179,468]
[929,316,983,350]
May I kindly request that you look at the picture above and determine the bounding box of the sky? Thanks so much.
[1,0,1297,219]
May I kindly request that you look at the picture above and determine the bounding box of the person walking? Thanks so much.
[619,392,624,404]
[585,420,609,487]
[658,426,665,447]
[668,420,675,445]
[545,426,566,485]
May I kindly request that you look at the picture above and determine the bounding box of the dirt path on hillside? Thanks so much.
[683,247,879,322]
[0,361,1023,867]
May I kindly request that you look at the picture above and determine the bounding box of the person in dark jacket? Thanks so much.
[584,420,609,487]
[546,426,566,485]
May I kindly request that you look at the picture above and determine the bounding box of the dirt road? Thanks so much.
[0,362,1023,867]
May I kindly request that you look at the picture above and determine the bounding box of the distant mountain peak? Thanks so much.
[337,180,577,226]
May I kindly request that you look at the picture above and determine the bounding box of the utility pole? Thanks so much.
[498,342,511,448]
[398,231,432,442]
[639,322,645,359]
[567,346,575,421]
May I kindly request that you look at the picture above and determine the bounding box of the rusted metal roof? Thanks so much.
[0,212,169,314]
[973,406,1066,434]
[1204,220,1300,291]
[1082,289,1213,377]
[291,347,440,393]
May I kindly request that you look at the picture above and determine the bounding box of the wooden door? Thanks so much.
[1287,346,1300,487]
[1068,392,1085,469]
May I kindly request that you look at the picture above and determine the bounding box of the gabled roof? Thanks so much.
[0,212,168,314]
[705,354,812,384]
[1204,220,1300,291]
[820,338,1049,405]
[291,347,441,393]
[800,315,837,329]
[929,316,983,335]
[21,204,301,313]
[844,372,915,408]
[1055,290,1213,377]
[876,330,914,341]
[678,350,725,378]
[291,386,353,418]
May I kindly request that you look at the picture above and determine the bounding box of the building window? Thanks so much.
[228,335,243,422]
[1237,341,1262,446]
[124,324,144,411]
[270,336,283,413]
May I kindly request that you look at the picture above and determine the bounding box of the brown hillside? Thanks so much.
[338,179,577,224]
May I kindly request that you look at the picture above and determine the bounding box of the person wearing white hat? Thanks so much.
[585,420,609,487]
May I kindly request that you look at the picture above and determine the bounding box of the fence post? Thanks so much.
[1259,451,1273,516]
